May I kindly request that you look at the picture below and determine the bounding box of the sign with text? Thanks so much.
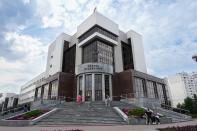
[76,63,113,74]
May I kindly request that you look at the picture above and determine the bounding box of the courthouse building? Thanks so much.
[19,11,169,107]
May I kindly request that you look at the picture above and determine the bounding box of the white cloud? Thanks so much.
[4,32,47,62]
[0,32,47,93]
[42,16,63,28]
[63,0,79,11]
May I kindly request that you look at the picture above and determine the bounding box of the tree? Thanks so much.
[184,97,193,113]
[176,96,197,114]
[177,103,182,108]
[194,94,197,103]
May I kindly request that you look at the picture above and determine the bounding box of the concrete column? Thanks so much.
[102,74,105,101]
[109,75,113,100]
[144,79,148,98]
[92,74,95,101]
[77,76,79,96]
[82,74,85,102]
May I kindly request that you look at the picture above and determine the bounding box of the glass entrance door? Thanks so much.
[95,74,102,101]
[85,74,92,101]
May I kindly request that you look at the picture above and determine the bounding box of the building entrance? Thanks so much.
[77,73,112,101]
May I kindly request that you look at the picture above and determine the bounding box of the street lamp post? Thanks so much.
[192,54,197,62]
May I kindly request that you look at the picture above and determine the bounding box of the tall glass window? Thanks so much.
[157,83,164,102]
[147,81,155,98]
[51,80,58,99]
[153,82,159,98]
[134,77,146,98]
[82,40,114,65]
[37,87,42,99]
[79,76,83,95]
[121,41,134,70]
[142,79,147,97]
[105,75,110,98]
[85,74,92,101]
[162,85,168,102]
[43,84,49,99]
[95,74,102,101]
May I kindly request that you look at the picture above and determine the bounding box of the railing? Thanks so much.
[120,92,189,115]
[161,103,190,114]
[35,95,77,103]
[0,105,25,117]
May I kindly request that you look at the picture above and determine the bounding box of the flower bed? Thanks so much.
[122,108,129,116]
[158,125,197,131]
[7,109,49,120]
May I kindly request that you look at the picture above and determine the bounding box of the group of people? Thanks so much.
[23,104,30,112]
[145,108,160,125]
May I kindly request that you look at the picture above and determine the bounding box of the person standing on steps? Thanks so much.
[105,95,111,107]
[76,93,82,107]
[155,112,160,124]
[145,108,152,125]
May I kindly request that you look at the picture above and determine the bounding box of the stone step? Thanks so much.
[47,114,121,118]
[36,120,126,125]
[35,122,126,126]
[41,116,123,122]
[172,119,191,123]
[53,112,117,115]
[34,101,133,126]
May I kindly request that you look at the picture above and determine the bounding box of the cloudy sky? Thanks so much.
[0,0,197,94]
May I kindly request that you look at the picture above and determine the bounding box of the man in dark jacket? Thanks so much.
[145,108,152,125]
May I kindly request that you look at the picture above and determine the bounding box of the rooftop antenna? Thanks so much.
[93,7,97,13]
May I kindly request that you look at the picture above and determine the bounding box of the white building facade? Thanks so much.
[19,11,169,107]
[18,72,45,105]
[0,93,19,109]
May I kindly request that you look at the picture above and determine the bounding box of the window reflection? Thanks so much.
[83,40,113,65]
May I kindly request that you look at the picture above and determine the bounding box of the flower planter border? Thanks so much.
[0,108,58,126]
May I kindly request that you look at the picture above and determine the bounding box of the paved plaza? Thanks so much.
[0,120,196,131]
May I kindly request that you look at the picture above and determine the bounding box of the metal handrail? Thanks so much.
[0,105,24,116]
[34,95,77,102]
[120,92,189,115]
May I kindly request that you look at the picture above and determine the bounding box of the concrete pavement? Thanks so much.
[0,120,196,131]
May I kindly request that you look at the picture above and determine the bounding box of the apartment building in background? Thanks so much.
[0,93,19,110]
[166,72,197,107]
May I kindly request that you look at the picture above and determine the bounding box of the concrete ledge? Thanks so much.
[113,107,128,122]
[160,117,172,124]
[31,108,59,125]
[0,108,58,126]
[128,117,146,125]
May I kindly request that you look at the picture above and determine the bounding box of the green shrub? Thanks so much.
[23,110,43,119]
[191,114,197,119]
[128,108,145,117]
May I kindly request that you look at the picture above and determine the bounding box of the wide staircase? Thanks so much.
[154,107,192,123]
[121,99,192,123]
[34,101,127,126]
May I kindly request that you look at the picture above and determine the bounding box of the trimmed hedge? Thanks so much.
[128,108,145,117]
[23,110,44,119]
